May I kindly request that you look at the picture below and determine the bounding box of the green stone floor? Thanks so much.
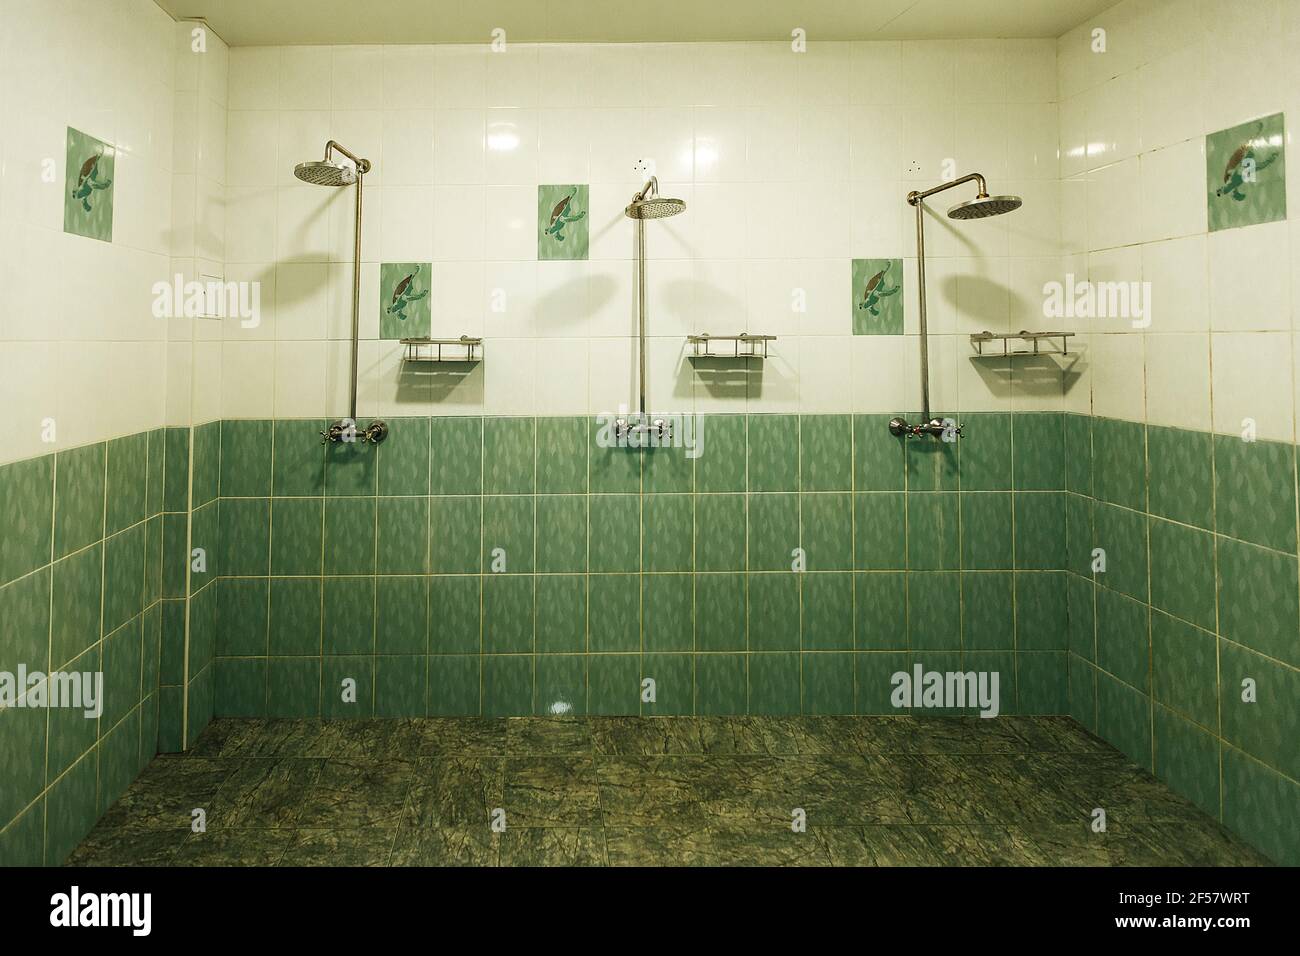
[67,716,1271,867]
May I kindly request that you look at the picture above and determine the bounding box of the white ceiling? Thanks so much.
[153,0,1115,45]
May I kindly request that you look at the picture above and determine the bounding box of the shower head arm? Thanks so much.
[632,176,660,203]
[907,172,988,206]
[325,140,371,175]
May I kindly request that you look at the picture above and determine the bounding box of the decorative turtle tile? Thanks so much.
[63,127,115,242]
[279,829,399,867]
[537,184,589,260]
[605,824,832,867]
[388,827,499,866]
[499,827,607,867]
[1206,112,1286,232]
[851,258,904,334]
[378,262,432,339]
[403,757,504,827]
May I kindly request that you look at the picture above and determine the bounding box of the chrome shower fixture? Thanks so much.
[618,177,686,442]
[888,173,1023,440]
[294,141,387,445]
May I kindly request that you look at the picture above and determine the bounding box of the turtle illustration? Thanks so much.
[71,146,112,213]
[858,262,900,316]
[1215,123,1279,202]
[386,265,428,321]
[545,191,586,242]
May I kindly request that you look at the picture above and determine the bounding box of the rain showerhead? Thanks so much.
[947,194,1022,220]
[625,176,686,220]
[294,160,356,187]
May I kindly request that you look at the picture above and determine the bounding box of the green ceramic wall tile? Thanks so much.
[268,658,321,718]
[323,577,375,655]
[379,263,432,339]
[272,420,325,496]
[803,652,854,714]
[801,493,851,570]
[215,658,267,717]
[1092,502,1147,600]
[102,525,144,635]
[143,515,163,607]
[907,493,959,570]
[1068,654,1097,730]
[377,497,428,573]
[157,685,183,752]
[641,653,692,715]
[695,415,746,493]
[0,569,50,677]
[99,711,139,811]
[959,493,1012,570]
[1147,426,1212,529]
[321,656,373,717]
[905,430,958,491]
[188,584,215,675]
[1222,745,1299,866]
[589,438,641,495]
[538,184,589,260]
[747,573,799,651]
[588,654,639,715]
[378,418,431,496]
[1064,413,1092,496]
[853,416,906,491]
[429,497,481,574]
[375,654,428,717]
[802,572,853,650]
[855,651,909,714]
[192,422,220,507]
[1066,574,1096,661]
[216,577,268,656]
[46,645,99,778]
[63,127,114,242]
[269,577,322,655]
[1151,611,1218,730]
[483,496,533,572]
[800,415,851,492]
[536,495,587,572]
[160,599,186,684]
[695,573,745,651]
[427,654,481,715]
[958,413,1011,491]
[1064,493,1094,576]
[695,494,744,571]
[216,497,270,577]
[589,495,639,572]
[105,432,147,535]
[164,511,190,598]
[484,417,536,494]
[536,418,587,493]
[962,571,1013,650]
[376,576,427,654]
[1097,671,1152,771]
[643,444,693,494]
[1214,435,1297,553]
[1096,586,1149,692]
[325,440,377,497]
[747,415,798,492]
[1012,413,1064,491]
[1153,706,1220,818]
[483,655,534,716]
[218,420,272,498]
[695,653,746,714]
[588,574,638,652]
[1219,642,1300,780]
[53,444,101,562]
[965,650,1016,714]
[747,493,798,571]
[748,652,801,714]
[51,547,100,669]
[270,497,323,574]
[429,575,481,654]
[45,749,98,865]
[163,427,191,511]
[907,571,960,650]
[1014,492,1067,572]
[431,417,483,495]
[854,572,906,650]
[851,258,903,334]
[1015,651,1066,714]
[1206,112,1287,232]
[642,574,692,652]
[483,574,535,653]
[0,802,45,867]
[1216,536,1299,667]
[1092,417,1146,512]
[642,494,693,572]
[1015,571,1067,650]
[854,493,905,570]
[535,653,586,716]
[536,575,586,652]
[1148,518,1215,630]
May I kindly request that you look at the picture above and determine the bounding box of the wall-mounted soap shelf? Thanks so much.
[970,330,1074,357]
[687,332,776,360]
[401,336,483,363]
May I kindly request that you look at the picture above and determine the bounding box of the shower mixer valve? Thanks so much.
[320,420,389,445]
[889,416,963,440]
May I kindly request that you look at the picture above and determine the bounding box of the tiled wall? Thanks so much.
[206,412,1070,720]
[217,39,1066,420]
[1064,414,1300,866]
[0,431,165,865]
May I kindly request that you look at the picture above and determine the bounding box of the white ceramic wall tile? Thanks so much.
[1210,331,1295,442]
